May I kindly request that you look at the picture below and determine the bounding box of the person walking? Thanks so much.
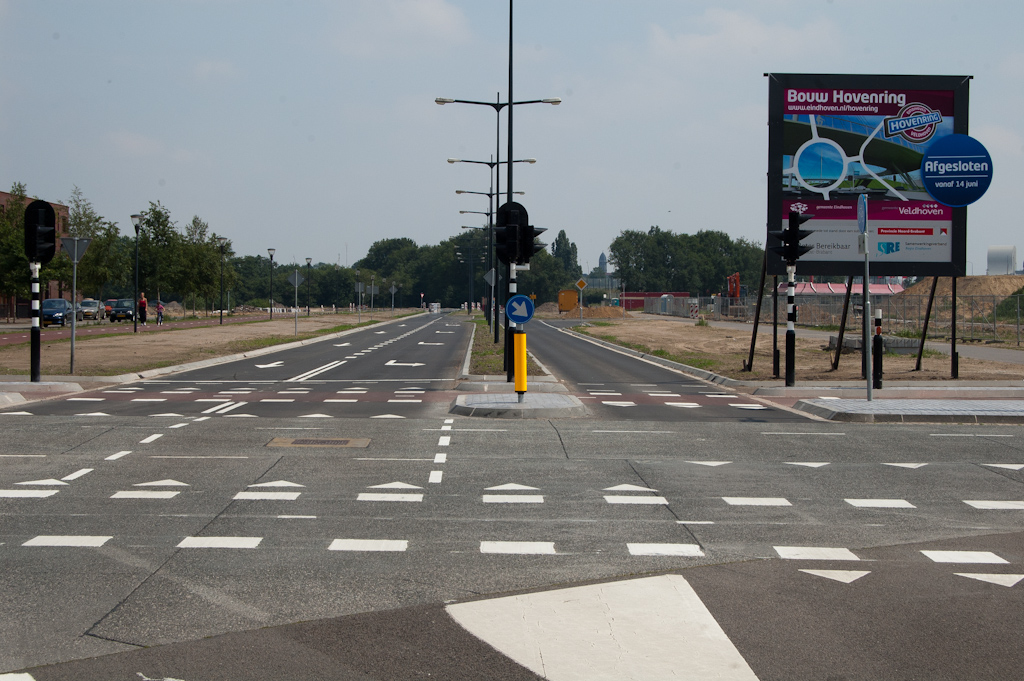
[156,300,164,325]
[139,293,148,326]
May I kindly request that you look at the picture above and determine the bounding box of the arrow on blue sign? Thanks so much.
[506,294,535,324]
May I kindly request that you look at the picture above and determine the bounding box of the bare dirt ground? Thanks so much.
[0,312,415,377]
[570,315,1024,382]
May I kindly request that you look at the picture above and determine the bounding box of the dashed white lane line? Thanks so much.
[23,535,112,547]
[61,468,92,481]
[234,491,302,501]
[177,537,262,549]
[438,436,451,446]
[357,493,424,502]
[604,495,669,505]
[429,471,443,483]
[139,434,163,444]
[434,453,447,463]
[964,500,1024,509]
[723,497,791,506]
[447,575,759,681]
[105,451,131,461]
[846,498,916,508]
[922,550,1008,564]
[329,539,408,552]
[480,541,556,555]
[627,543,704,557]
[775,546,860,561]
[483,495,544,504]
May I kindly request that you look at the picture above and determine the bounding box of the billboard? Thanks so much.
[767,73,970,277]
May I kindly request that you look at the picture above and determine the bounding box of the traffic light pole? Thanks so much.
[30,262,41,383]
[506,263,516,383]
[785,264,796,387]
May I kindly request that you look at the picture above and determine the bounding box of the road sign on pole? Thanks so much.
[506,294,534,325]
[60,237,91,375]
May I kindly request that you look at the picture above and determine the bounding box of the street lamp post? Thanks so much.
[218,236,228,324]
[305,258,312,316]
[131,214,142,333]
[267,248,275,320]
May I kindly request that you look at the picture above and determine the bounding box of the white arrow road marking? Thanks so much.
[982,463,1024,471]
[255,361,284,368]
[604,484,656,492]
[955,573,1024,587]
[249,480,305,487]
[385,359,425,367]
[61,469,93,481]
[800,569,871,584]
[135,479,189,486]
[418,342,444,345]
[0,490,59,498]
[287,360,346,381]
[16,479,68,486]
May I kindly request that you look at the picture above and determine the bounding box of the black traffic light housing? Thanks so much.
[496,201,529,264]
[770,211,814,265]
[518,225,547,264]
[24,200,57,265]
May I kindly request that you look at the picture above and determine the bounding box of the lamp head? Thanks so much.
[435,97,454,105]
[542,98,562,105]
[267,248,275,259]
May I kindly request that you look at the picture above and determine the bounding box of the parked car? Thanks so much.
[109,298,135,322]
[41,298,81,327]
[79,299,104,320]
[105,299,118,316]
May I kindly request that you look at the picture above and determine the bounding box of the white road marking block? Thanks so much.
[628,543,704,557]
[446,574,758,681]
[487,483,539,491]
[105,451,131,460]
[604,495,669,505]
[799,569,871,583]
[688,461,731,467]
[434,453,447,463]
[480,541,556,555]
[666,402,701,408]
[723,497,791,506]
[357,493,423,502]
[139,434,163,444]
[438,436,451,446]
[845,499,916,508]
[604,484,656,492]
[249,480,304,487]
[61,468,92,481]
[776,546,860,561]
[964,500,1024,509]
[23,535,111,547]
[111,491,180,499]
[429,471,443,483]
[371,414,405,419]
[15,479,67,486]
[982,463,1024,471]
[329,539,408,552]
[233,491,302,501]
[0,489,59,498]
[955,573,1024,587]
[884,463,928,469]
[921,550,1008,564]
[785,462,831,468]
[178,537,262,549]
[483,495,544,504]
[602,401,636,407]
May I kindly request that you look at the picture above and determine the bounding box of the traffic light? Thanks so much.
[494,224,519,265]
[518,225,547,264]
[496,201,529,264]
[769,211,814,265]
[23,200,56,265]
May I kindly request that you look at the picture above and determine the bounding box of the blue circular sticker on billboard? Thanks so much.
[921,134,993,207]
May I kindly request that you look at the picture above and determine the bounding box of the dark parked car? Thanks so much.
[109,298,135,322]
[41,298,81,327]
[79,299,104,320]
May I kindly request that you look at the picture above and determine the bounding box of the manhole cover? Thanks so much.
[268,438,370,448]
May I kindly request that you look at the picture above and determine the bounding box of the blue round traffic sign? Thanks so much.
[506,294,535,325]
[921,134,993,207]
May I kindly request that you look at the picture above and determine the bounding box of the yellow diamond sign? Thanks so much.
[575,278,588,290]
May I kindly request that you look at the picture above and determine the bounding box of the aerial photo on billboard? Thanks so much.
[767,73,970,277]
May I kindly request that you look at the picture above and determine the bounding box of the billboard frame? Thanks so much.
[766,73,971,277]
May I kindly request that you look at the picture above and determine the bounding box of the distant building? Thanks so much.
[598,252,608,275]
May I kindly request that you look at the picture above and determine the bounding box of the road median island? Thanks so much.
[0,310,423,379]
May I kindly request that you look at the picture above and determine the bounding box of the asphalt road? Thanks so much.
[2,312,1023,680]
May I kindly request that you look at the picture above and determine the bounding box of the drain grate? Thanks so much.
[268,437,370,448]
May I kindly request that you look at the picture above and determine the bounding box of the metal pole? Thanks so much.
[269,254,274,320]
[70,245,78,373]
[307,262,312,316]
[219,245,225,325]
[507,0,513,203]
[772,275,779,377]
[507,262,516,383]
[294,270,298,336]
[785,265,796,387]
[133,228,139,333]
[30,262,41,382]
[745,249,767,371]
[951,277,959,378]
[832,276,853,371]
[915,277,939,371]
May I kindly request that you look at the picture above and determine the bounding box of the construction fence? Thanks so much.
[644,293,1024,346]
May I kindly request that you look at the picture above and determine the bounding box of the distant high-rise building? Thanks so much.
[598,252,608,274]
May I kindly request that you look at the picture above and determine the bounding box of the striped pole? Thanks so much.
[785,264,796,387]
[30,262,41,382]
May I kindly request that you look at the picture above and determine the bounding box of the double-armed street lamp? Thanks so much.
[131,213,142,333]
[218,236,228,324]
[267,248,276,320]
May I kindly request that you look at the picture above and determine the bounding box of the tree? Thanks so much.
[66,186,128,298]
[550,230,581,279]
[0,183,30,311]
[138,201,182,302]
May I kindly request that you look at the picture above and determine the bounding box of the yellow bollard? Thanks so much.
[514,331,527,394]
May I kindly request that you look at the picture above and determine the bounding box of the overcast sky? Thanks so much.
[2,1,1022,276]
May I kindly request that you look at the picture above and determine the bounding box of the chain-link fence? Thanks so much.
[644,293,1024,345]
